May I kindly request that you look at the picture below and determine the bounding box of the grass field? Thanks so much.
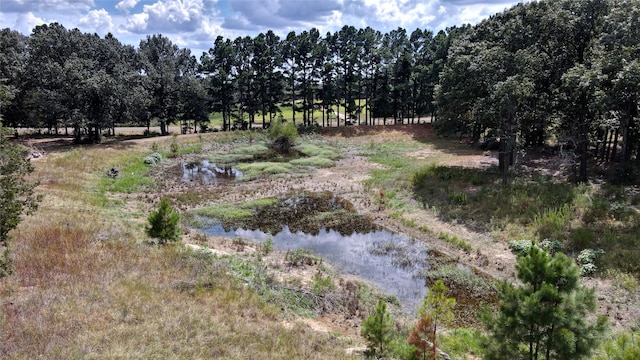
[1,133,357,359]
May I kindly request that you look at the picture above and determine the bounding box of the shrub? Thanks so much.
[533,204,573,240]
[144,152,162,165]
[146,198,181,244]
[509,239,563,257]
[449,191,467,204]
[268,116,298,152]
[311,271,335,295]
[594,331,640,360]
[285,248,320,266]
[262,237,274,255]
[577,248,605,277]
[169,134,179,155]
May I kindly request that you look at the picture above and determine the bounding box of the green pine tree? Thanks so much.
[417,279,456,360]
[482,244,607,360]
[361,300,395,358]
[146,198,181,245]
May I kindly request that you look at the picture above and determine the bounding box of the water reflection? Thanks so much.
[181,160,243,185]
[203,223,428,313]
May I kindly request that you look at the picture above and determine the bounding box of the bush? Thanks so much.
[144,152,162,165]
[577,248,605,277]
[262,237,273,255]
[268,116,298,152]
[594,332,640,360]
[146,198,181,244]
[311,271,335,295]
[285,248,320,266]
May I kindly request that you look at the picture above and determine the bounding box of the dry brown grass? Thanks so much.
[1,138,356,359]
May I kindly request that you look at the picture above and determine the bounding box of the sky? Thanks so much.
[0,0,522,57]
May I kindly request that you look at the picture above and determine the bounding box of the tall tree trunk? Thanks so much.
[610,128,619,162]
[578,123,589,183]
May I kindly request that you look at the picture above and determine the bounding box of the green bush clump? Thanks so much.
[533,204,573,240]
[261,237,274,255]
[577,248,605,276]
[311,271,335,295]
[268,117,298,152]
[424,263,496,297]
[509,239,562,256]
[144,152,162,165]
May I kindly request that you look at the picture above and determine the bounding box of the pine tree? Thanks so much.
[146,198,181,245]
[417,279,456,360]
[482,245,607,360]
[361,300,395,358]
[408,313,437,360]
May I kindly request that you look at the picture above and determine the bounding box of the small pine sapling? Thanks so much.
[146,198,181,244]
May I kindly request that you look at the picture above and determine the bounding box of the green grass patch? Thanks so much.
[190,203,252,222]
[236,162,293,178]
[189,198,278,225]
[413,164,640,277]
[439,328,485,359]
[289,156,335,168]
[295,143,341,159]
[231,144,270,155]
[208,153,255,165]
[438,232,472,252]
[362,141,425,193]
[400,217,417,228]
[186,197,281,229]
[99,158,154,194]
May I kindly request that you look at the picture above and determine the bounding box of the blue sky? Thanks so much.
[0,0,522,56]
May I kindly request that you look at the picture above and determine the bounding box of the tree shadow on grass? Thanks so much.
[412,164,577,234]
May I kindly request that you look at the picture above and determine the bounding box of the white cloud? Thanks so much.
[122,0,210,33]
[79,9,114,34]
[116,0,140,12]
[0,0,524,56]
[11,12,47,34]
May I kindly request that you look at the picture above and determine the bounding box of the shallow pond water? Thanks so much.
[180,160,243,184]
[202,223,429,314]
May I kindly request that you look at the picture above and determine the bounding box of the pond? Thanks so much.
[180,160,243,185]
[197,192,431,314]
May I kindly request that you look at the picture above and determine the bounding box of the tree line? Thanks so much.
[1,0,638,181]
[435,0,640,183]
[0,22,460,141]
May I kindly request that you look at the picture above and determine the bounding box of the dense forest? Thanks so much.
[0,0,638,182]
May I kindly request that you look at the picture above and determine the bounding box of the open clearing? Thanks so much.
[3,124,638,358]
